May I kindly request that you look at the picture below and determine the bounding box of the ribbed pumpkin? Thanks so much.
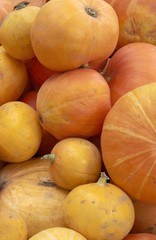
[101,82,156,204]
[0,157,69,238]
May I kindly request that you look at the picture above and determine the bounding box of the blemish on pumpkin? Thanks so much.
[38,114,43,124]
[80,200,86,204]
[38,179,56,187]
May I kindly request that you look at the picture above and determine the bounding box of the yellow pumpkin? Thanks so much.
[0,101,42,162]
[0,3,40,61]
[0,157,69,238]
[31,0,119,71]
[28,227,87,240]
[0,206,28,240]
[63,173,135,240]
[0,46,28,105]
[42,137,102,190]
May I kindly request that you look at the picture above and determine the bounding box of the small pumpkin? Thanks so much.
[0,206,28,240]
[63,172,135,240]
[0,101,42,162]
[36,68,111,139]
[0,2,40,61]
[31,0,119,71]
[0,157,69,238]
[101,82,156,204]
[28,227,87,240]
[42,137,102,190]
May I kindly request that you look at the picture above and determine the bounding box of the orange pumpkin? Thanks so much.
[10,0,47,8]
[123,233,156,240]
[36,68,111,140]
[104,42,156,105]
[0,46,28,105]
[101,82,156,204]
[0,157,69,238]
[131,199,156,234]
[31,0,119,71]
[0,0,12,24]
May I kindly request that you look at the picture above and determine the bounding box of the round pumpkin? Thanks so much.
[28,227,87,240]
[101,82,156,204]
[36,68,111,139]
[131,199,156,234]
[0,206,28,240]
[42,137,102,190]
[0,101,42,163]
[105,0,156,49]
[0,3,40,61]
[63,173,135,240]
[31,0,119,71]
[104,42,156,105]
[0,157,69,238]
[0,46,28,105]
[123,233,156,240]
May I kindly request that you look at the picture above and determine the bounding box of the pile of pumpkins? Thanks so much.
[0,0,156,240]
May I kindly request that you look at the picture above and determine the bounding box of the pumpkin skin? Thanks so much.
[10,0,47,8]
[0,46,28,105]
[63,174,135,240]
[36,68,111,139]
[28,227,87,240]
[131,199,156,234]
[0,101,42,162]
[0,5,40,61]
[0,206,28,240]
[123,233,156,240]
[104,42,156,105]
[0,0,12,24]
[0,158,69,238]
[101,82,156,204]
[31,0,119,71]
[44,137,102,190]
[105,0,156,49]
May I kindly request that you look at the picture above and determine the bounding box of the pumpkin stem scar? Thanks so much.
[85,7,97,18]
[38,114,43,124]
[13,1,30,10]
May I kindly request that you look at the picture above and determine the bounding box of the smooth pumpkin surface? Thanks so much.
[0,101,42,162]
[0,206,28,240]
[31,0,119,71]
[28,227,87,240]
[0,158,69,238]
[101,82,156,204]
[63,174,135,240]
[123,233,156,240]
[0,0,12,24]
[44,137,102,190]
[36,68,111,139]
[0,46,28,105]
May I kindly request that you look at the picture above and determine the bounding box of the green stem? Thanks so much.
[41,153,56,163]
[97,172,110,186]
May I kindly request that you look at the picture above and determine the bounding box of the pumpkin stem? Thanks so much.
[13,1,30,10]
[97,172,110,186]
[41,153,56,163]
[85,7,97,18]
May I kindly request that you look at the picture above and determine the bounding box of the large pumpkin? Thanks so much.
[31,0,119,71]
[103,42,156,105]
[36,68,111,139]
[123,233,156,240]
[101,82,156,204]
[0,101,42,162]
[0,157,69,238]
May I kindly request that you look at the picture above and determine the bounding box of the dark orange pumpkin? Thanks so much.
[123,233,156,240]
[36,68,111,140]
[101,82,156,204]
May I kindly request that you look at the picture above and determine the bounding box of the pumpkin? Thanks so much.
[0,46,28,105]
[103,42,156,105]
[131,199,156,234]
[10,0,47,8]
[123,233,156,240]
[0,157,69,238]
[42,137,102,190]
[0,101,42,163]
[105,0,156,49]
[0,206,28,240]
[28,227,87,240]
[36,68,111,140]
[101,82,156,204]
[0,3,40,61]
[63,172,135,240]
[0,0,12,24]
[31,0,119,71]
